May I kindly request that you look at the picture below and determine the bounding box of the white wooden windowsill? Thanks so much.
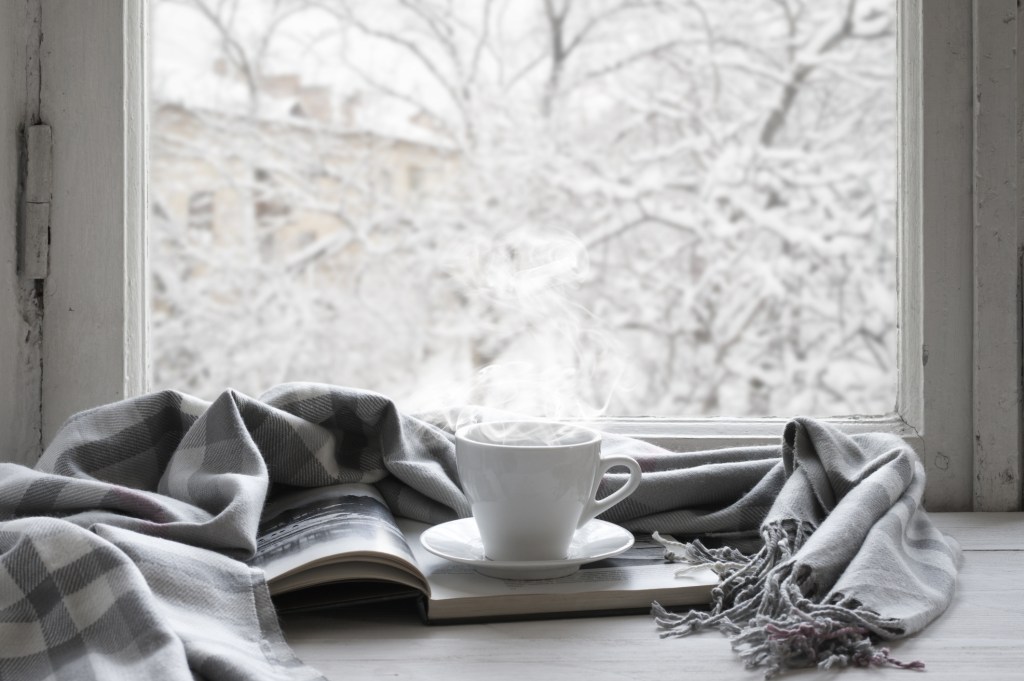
[280,512,1024,681]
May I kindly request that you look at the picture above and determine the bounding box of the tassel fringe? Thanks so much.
[652,522,924,678]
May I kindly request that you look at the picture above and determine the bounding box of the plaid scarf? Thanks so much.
[0,384,960,679]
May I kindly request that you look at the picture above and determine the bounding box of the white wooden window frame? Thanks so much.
[15,0,1022,511]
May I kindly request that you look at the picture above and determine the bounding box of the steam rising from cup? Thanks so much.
[414,225,632,432]
[467,420,600,449]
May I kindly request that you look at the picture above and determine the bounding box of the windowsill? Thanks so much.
[279,511,1024,680]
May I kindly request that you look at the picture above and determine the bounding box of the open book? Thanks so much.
[250,483,718,623]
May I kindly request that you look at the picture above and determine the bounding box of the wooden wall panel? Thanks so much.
[900,0,975,510]
[38,0,146,444]
[972,0,1022,510]
[0,0,42,465]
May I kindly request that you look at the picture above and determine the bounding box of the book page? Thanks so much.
[252,483,423,590]
[397,519,718,620]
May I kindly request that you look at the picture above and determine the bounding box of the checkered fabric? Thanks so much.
[0,383,960,679]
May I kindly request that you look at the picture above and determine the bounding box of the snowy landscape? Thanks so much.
[148,0,897,418]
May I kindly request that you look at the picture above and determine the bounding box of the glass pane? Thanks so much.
[149,0,897,418]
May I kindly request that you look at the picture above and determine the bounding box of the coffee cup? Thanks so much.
[455,420,642,562]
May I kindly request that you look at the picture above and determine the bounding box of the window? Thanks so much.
[18,0,1023,511]
[149,0,897,420]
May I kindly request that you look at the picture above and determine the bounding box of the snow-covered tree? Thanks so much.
[149,0,897,418]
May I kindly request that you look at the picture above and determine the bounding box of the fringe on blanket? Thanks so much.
[651,522,925,678]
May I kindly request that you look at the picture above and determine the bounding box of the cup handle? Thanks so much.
[578,455,642,529]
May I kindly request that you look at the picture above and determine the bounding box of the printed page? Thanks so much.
[397,519,718,619]
[252,483,422,589]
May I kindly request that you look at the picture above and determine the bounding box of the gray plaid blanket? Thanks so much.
[0,384,960,680]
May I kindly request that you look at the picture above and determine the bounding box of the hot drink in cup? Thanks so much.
[455,420,642,562]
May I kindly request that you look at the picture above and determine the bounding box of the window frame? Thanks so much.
[33,0,147,446]
[27,0,1023,511]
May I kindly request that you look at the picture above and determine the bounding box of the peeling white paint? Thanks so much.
[972,0,1023,511]
[1,0,44,465]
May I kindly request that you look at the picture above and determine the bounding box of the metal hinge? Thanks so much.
[19,124,51,280]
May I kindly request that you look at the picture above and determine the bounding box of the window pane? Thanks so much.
[148,0,897,417]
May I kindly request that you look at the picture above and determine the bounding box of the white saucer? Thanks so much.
[419,518,634,580]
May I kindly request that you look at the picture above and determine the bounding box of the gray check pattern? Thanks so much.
[0,384,960,679]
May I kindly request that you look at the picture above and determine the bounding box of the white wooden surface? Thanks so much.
[972,0,1023,511]
[281,513,1024,681]
[899,0,976,511]
[0,0,43,467]
[38,0,147,445]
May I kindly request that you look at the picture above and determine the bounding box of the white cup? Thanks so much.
[455,420,643,562]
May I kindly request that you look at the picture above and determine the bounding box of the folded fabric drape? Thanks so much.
[650,417,960,676]
[0,384,960,680]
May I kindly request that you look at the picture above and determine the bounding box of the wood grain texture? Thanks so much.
[899,0,976,511]
[281,512,1024,681]
[123,0,148,400]
[972,0,1022,511]
[38,0,146,445]
[0,0,43,466]
[930,511,1024,549]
